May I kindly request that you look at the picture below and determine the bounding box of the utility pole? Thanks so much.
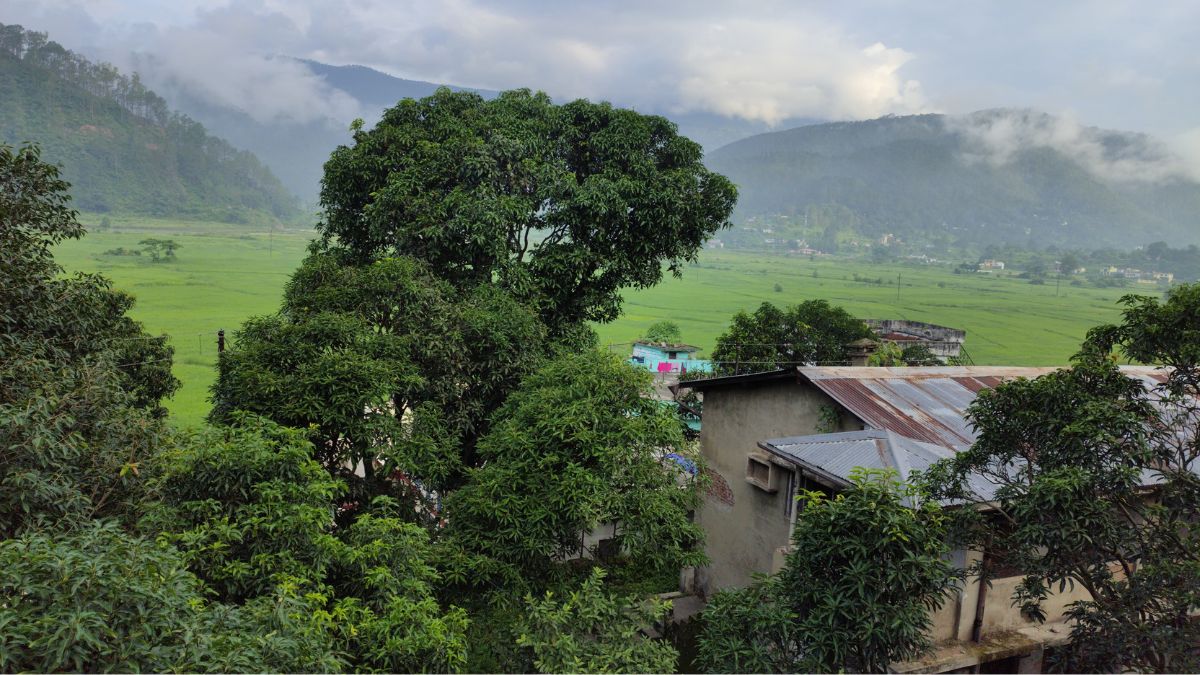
[897,273,902,303]
[217,329,225,353]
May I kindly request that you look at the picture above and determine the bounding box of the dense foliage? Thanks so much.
[7,75,734,669]
[443,351,705,591]
[709,299,873,374]
[516,568,678,674]
[694,576,804,673]
[1,143,176,538]
[925,283,1200,673]
[641,320,683,344]
[697,469,955,673]
[0,23,298,222]
[1,144,473,672]
[211,251,546,497]
[0,521,340,673]
[318,87,737,330]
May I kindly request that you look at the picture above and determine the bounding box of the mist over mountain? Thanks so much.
[706,110,1200,248]
[150,58,819,203]
[0,24,299,222]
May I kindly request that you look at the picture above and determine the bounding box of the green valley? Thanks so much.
[56,217,1135,427]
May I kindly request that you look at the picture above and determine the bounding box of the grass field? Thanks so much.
[594,252,1137,365]
[56,217,1145,428]
[55,215,314,428]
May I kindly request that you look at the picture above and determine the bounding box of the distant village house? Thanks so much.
[862,319,968,363]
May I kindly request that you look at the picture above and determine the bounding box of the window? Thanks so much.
[668,351,678,359]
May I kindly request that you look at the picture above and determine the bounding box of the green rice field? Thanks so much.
[56,216,1145,428]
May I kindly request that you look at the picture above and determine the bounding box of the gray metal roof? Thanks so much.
[763,366,1184,506]
[759,429,999,505]
[797,365,1170,451]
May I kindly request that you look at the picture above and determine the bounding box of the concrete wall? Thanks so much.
[981,573,1088,635]
[695,379,862,595]
[864,319,966,343]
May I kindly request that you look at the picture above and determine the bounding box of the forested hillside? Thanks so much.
[0,24,299,222]
[707,111,1200,248]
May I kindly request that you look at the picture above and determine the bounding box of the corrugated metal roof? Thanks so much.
[797,365,1170,451]
[760,366,1182,506]
[759,429,999,504]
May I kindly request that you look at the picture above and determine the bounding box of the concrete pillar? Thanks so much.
[1015,646,1045,674]
[956,549,985,642]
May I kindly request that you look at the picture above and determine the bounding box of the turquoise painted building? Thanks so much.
[628,341,712,375]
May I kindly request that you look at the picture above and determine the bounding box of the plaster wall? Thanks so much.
[695,379,861,595]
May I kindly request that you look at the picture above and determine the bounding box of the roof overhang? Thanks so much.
[675,368,796,392]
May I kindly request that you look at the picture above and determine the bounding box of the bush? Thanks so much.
[0,521,340,673]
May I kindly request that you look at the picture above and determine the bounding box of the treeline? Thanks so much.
[970,240,1200,283]
[0,23,299,222]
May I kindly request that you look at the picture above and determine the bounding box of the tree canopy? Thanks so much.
[697,469,955,673]
[1,143,176,538]
[709,300,872,375]
[925,283,1200,673]
[642,320,683,344]
[516,568,677,674]
[318,88,737,331]
[442,350,706,591]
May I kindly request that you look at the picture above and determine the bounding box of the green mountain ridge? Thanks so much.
[707,112,1200,248]
[0,23,299,222]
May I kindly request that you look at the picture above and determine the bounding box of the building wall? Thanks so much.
[863,319,966,344]
[694,379,862,595]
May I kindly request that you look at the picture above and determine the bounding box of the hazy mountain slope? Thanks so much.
[159,58,818,203]
[0,24,299,222]
[707,112,1200,248]
[298,59,489,107]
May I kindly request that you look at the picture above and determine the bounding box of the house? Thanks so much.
[677,365,1171,673]
[979,259,1005,271]
[629,341,712,375]
[862,319,967,362]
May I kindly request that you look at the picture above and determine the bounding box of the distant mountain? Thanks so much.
[155,58,815,203]
[705,111,1200,248]
[0,24,299,223]
[298,59,489,108]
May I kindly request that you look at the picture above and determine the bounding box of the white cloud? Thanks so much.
[6,1,931,126]
[950,109,1195,184]
[1176,127,1200,182]
[125,29,364,126]
[674,22,929,124]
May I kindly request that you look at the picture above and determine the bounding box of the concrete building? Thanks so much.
[677,365,1172,673]
[862,319,968,362]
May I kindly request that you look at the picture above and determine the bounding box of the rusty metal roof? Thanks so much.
[798,365,1170,451]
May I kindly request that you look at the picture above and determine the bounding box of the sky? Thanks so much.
[5,0,1200,154]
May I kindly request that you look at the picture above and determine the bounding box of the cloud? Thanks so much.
[675,23,928,124]
[2,0,364,126]
[125,31,365,126]
[3,1,931,127]
[949,109,1196,184]
[310,3,931,125]
[1176,127,1200,182]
